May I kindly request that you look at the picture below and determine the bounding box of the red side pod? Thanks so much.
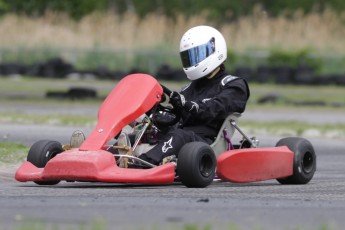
[80,74,163,151]
[216,146,294,183]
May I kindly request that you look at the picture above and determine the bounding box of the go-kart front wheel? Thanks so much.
[176,142,216,188]
[275,137,316,184]
[27,140,64,185]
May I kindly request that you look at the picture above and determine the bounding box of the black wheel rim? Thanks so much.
[302,151,314,174]
[199,154,213,177]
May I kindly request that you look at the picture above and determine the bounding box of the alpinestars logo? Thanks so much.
[189,101,199,112]
[162,137,173,153]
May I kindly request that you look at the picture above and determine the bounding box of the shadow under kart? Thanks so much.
[15,74,316,188]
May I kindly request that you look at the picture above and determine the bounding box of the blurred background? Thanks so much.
[0,0,345,84]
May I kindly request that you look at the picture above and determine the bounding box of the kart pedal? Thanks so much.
[70,130,85,148]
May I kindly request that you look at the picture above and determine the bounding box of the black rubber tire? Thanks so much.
[275,137,316,184]
[176,142,216,188]
[27,140,64,185]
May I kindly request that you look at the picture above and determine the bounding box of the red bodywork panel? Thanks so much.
[80,73,163,151]
[216,146,294,183]
[15,74,176,184]
[15,150,175,184]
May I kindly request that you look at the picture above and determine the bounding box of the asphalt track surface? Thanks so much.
[1,110,345,230]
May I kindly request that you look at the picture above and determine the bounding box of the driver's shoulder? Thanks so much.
[180,82,192,92]
[220,74,241,87]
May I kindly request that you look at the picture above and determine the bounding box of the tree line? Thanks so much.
[0,0,344,20]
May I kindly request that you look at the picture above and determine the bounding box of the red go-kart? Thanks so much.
[15,74,316,187]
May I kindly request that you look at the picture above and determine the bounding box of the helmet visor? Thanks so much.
[180,38,215,68]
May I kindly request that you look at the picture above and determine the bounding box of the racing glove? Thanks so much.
[170,91,199,113]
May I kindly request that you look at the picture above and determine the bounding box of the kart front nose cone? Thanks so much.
[16,149,176,184]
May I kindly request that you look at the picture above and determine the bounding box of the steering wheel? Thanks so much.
[152,84,180,127]
[160,84,172,97]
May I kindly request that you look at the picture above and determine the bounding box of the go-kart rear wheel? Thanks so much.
[176,142,216,188]
[27,140,64,185]
[275,137,316,184]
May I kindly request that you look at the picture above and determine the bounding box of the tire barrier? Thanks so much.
[257,92,345,107]
[46,87,98,100]
[1,59,344,86]
[0,58,74,78]
[234,65,345,86]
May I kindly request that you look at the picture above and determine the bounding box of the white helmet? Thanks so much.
[179,25,227,81]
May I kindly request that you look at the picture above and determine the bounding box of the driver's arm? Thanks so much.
[171,78,249,121]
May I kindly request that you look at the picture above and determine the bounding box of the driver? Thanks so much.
[138,25,250,165]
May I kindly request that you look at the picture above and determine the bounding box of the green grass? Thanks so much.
[0,112,96,126]
[0,76,116,98]
[248,83,345,106]
[0,142,28,164]
[240,121,345,139]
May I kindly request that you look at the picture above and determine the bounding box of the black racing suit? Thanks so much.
[140,70,250,165]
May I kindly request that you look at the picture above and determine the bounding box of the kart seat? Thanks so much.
[210,113,241,156]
